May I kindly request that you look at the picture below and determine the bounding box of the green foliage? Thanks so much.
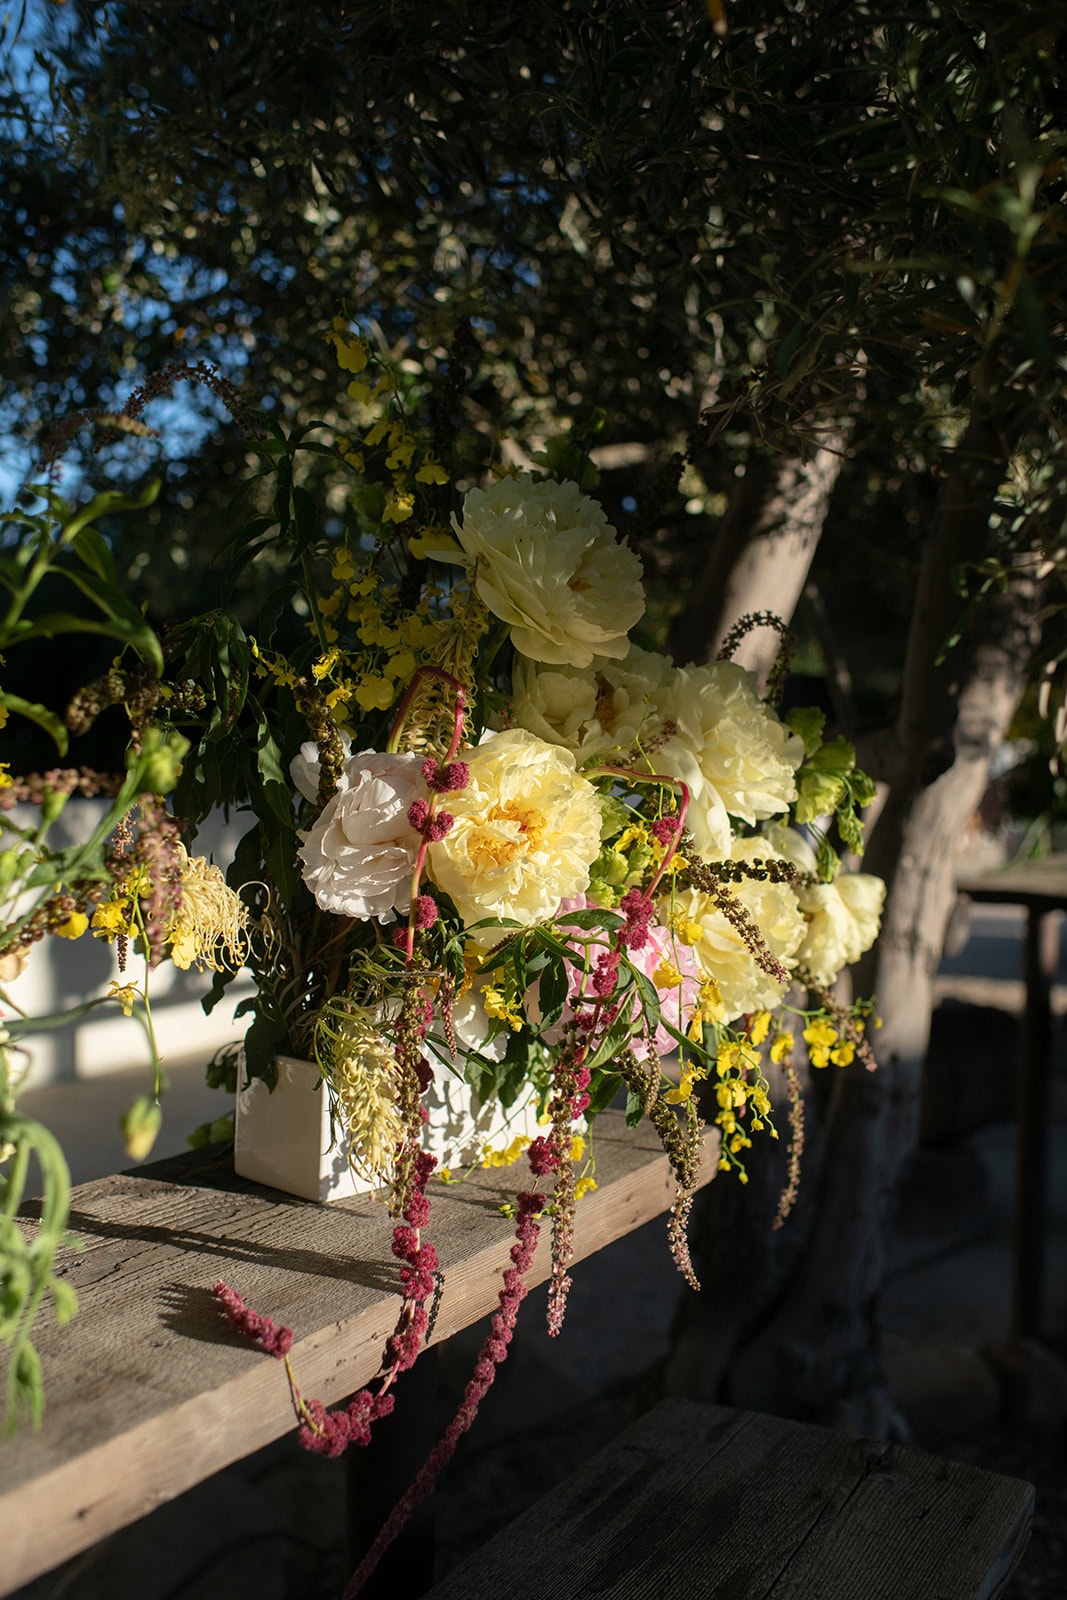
[0,1108,78,1435]
[0,483,174,1430]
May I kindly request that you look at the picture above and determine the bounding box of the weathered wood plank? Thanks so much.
[0,1115,716,1596]
[425,1398,1035,1600]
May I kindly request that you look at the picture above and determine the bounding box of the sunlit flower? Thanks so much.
[447,475,645,666]
[299,750,423,922]
[511,643,673,757]
[654,662,804,856]
[427,729,602,934]
[165,846,250,972]
[319,1003,406,1186]
[764,824,885,984]
[661,837,806,1020]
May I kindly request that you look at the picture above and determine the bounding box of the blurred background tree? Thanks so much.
[3,0,1066,1426]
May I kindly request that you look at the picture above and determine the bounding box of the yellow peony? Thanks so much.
[448,475,645,667]
[427,728,603,935]
[661,837,806,1021]
[511,643,674,758]
[654,661,804,857]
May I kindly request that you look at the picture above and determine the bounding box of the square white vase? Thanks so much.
[234,1053,542,1203]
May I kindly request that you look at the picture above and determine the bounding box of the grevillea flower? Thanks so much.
[298,750,424,922]
[165,845,250,972]
[317,1003,406,1186]
[446,475,645,667]
[426,729,602,935]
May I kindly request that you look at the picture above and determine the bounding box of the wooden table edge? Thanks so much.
[1,1128,718,1595]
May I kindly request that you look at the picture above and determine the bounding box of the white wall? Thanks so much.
[3,802,254,1086]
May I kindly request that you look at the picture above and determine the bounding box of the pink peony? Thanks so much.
[533,896,700,1059]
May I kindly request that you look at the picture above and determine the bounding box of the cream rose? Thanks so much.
[451,475,645,667]
[511,643,674,758]
[426,728,603,934]
[654,661,804,857]
[765,824,885,985]
[662,837,806,1020]
[298,750,423,922]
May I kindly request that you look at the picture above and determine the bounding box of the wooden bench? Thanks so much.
[424,1396,1034,1600]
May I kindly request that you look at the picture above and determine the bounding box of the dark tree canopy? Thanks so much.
[2,0,1065,696]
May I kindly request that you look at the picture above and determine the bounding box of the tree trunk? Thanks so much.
[666,412,1037,1430]
[668,435,849,673]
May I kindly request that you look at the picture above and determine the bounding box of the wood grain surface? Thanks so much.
[0,1113,716,1596]
[425,1397,1035,1600]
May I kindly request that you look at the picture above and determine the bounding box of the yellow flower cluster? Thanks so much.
[483,984,524,1032]
[713,1033,777,1180]
[307,548,481,728]
[326,317,450,534]
[685,976,726,1041]
[480,1134,531,1169]
[802,1016,856,1068]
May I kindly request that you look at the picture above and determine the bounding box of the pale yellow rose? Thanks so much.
[654,661,804,857]
[661,837,806,1021]
[764,824,886,985]
[511,643,674,758]
[427,728,603,934]
[450,476,645,667]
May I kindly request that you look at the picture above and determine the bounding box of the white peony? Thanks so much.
[450,475,645,667]
[298,750,423,922]
[290,732,354,803]
[662,837,807,1021]
[654,661,804,857]
[427,728,603,935]
[511,644,675,758]
[765,824,885,985]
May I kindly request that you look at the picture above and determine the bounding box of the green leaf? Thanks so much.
[808,735,856,777]
[785,705,826,757]
[50,1279,79,1325]
[59,479,160,544]
[70,524,117,582]
[582,1015,636,1074]
[0,694,69,755]
[624,1088,645,1129]
[15,610,163,674]
[816,835,841,883]
[553,907,625,932]
[242,1013,285,1087]
[290,486,319,558]
[538,959,570,1031]
[585,1069,623,1115]
[253,714,295,829]
[10,1343,44,1431]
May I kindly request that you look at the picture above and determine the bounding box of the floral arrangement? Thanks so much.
[1,330,884,1584]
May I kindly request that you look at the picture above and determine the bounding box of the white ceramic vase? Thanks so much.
[234,1054,542,1203]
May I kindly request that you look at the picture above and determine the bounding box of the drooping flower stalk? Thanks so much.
[343,1189,545,1599]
